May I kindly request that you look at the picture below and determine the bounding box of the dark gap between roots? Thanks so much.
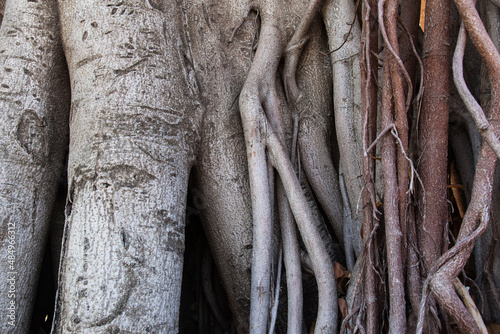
[179,191,233,334]
[29,243,56,334]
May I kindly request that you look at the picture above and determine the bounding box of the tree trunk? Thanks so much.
[0,0,69,331]
[52,1,202,331]
[0,0,499,333]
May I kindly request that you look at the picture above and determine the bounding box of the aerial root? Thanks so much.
[268,131,338,333]
[276,177,303,333]
[483,239,500,312]
[268,68,303,334]
[377,0,413,110]
[268,248,282,334]
[417,186,493,334]
[238,1,337,332]
[453,23,500,159]
[432,1,500,331]
[454,278,489,333]
[339,163,355,271]
[396,16,424,104]
[366,122,423,195]
[359,1,380,330]
[283,0,325,105]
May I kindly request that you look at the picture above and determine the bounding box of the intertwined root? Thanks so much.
[345,0,500,333]
[237,0,340,332]
[417,0,500,332]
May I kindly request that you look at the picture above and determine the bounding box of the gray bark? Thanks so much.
[0,0,69,332]
[49,0,340,332]
[322,0,363,256]
[52,0,203,331]
[5,0,497,333]
[0,0,369,332]
[190,1,255,327]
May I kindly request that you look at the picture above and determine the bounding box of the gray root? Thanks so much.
[322,0,364,256]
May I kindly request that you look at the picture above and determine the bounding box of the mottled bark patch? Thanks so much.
[165,230,183,254]
[155,210,183,232]
[237,297,250,314]
[89,267,138,327]
[101,164,156,189]
[147,0,166,13]
[16,109,48,163]
[120,228,130,250]
[0,216,9,243]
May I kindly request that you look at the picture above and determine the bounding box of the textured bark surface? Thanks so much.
[51,0,338,332]
[187,2,256,331]
[322,0,363,256]
[0,0,69,331]
[418,0,450,272]
[53,0,202,331]
[360,0,379,331]
[0,0,500,333]
[416,2,451,332]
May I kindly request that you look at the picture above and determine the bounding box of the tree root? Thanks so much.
[454,278,489,333]
[416,146,496,334]
[430,0,500,331]
[323,0,364,256]
[339,163,355,271]
[274,58,303,334]
[359,0,379,331]
[416,5,451,333]
[283,0,324,105]
[453,23,500,160]
[282,0,345,252]
[238,1,337,332]
[268,131,338,333]
[268,248,282,334]
[277,177,303,334]
[380,51,407,333]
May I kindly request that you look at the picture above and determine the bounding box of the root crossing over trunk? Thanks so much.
[268,132,338,333]
[238,1,337,332]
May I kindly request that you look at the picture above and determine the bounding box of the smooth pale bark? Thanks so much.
[48,0,339,332]
[238,4,282,330]
[285,12,342,332]
[187,2,256,331]
[297,20,343,250]
[268,131,338,333]
[0,0,69,332]
[53,1,203,332]
[322,0,363,256]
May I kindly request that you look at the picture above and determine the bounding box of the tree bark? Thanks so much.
[0,0,69,332]
[53,1,203,331]
[0,0,499,332]
[418,0,450,275]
